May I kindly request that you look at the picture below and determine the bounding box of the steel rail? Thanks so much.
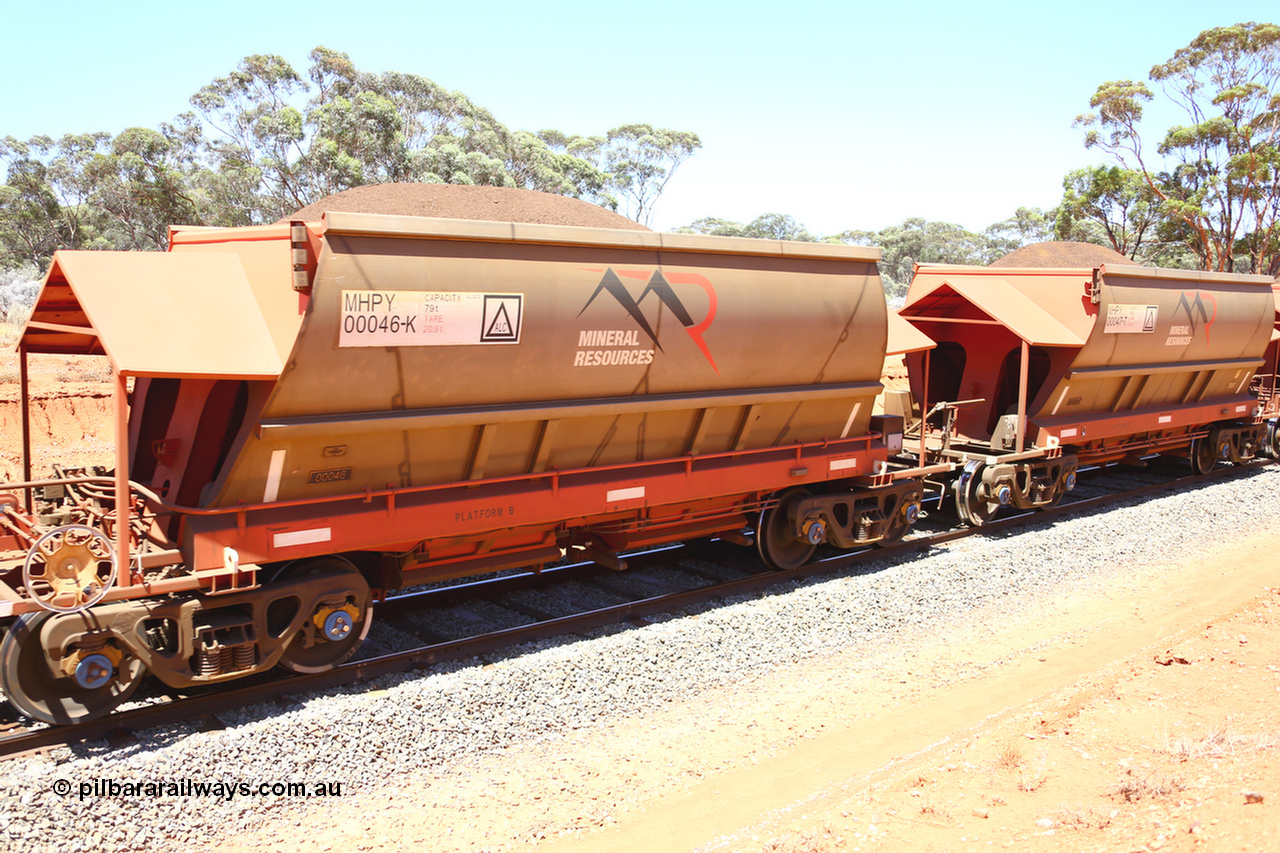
[0,459,1267,760]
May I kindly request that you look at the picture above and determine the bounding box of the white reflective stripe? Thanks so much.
[1158,415,1173,424]
[1051,386,1069,415]
[840,402,863,439]
[1236,404,1247,413]
[606,486,645,502]
[1060,428,1078,438]
[272,528,332,548]
[0,601,12,618]
[263,450,286,503]
[829,458,858,472]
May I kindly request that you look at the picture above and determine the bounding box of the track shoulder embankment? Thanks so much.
[531,530,1279,853]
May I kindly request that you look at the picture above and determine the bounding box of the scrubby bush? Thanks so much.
[0,265,40,325]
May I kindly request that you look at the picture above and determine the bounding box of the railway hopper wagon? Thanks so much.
[0,213,921,723]
[895,262,1277,525]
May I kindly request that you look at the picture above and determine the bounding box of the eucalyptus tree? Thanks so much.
[1,46,701,272]
[88,125,206,251]
[187,48,630,221]
[0,133,114,269]
[832,218,992,297]
[189,53,312,221]
[598,124,701,226]
[677,213,815,241]
[1054,165,1159,259]
[1075,21,1280,274]
[984,207,1055,255]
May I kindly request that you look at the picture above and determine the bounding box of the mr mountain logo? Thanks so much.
[1166,290,1218,347]
[573,268,719,373]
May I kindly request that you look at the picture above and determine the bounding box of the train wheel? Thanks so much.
[1040,466,1076,511]
[876,498,919,548]
[276,558,373,674]
[756,488,816,571]
[1039,487,1063,510]
[0,611,144,725]
[1267,423,1280,459]
[1189,437,1217,475]
[955,462,999,527]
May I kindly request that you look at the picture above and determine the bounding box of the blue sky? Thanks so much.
[2,1,1276,235]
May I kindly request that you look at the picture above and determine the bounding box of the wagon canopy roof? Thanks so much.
[886,309,936,354]
[901,272,1085,347]
[18,251,283,379]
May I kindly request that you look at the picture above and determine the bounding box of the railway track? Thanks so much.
[0,458,1264,760]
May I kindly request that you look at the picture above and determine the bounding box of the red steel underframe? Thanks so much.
[0,423,895,617]
[925,396,1259,470]
[180,433,891,574]
[1032,394,1259,452]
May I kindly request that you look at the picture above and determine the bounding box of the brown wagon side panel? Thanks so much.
[1032,265,1274,452]
[209,214,888,509]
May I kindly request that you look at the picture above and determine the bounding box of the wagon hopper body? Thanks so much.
[0,213,918,723]
[194,214,911,571]
[898,263,1275,523]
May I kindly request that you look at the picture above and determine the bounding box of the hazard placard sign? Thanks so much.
[339,290,523,347]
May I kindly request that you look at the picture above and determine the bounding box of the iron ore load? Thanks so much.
[0,206,920,723]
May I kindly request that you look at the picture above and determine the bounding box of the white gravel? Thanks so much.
[4,465,1279,851]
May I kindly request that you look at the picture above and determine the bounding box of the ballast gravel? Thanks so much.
[4,466,1279,851]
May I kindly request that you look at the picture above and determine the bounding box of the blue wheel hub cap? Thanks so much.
[74,653,114,690]
[322,610,353,642]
